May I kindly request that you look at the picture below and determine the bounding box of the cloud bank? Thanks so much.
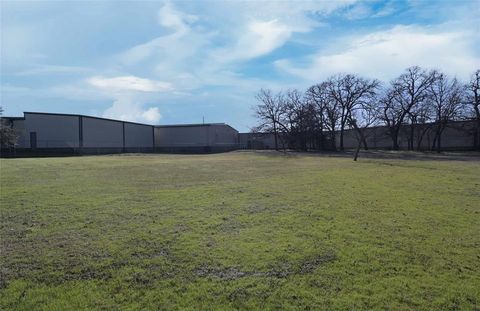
[88,76,172,93]
[86,75,170,123]
[275,25,480,82]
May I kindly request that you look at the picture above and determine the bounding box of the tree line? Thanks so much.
[253,67,480,153]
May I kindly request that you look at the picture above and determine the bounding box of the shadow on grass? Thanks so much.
[243,149,480,161]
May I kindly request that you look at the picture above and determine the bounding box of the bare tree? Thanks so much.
[407,98,433,150]
[306,82,339,150]
[465,69,480,149]
[281,89,303,150]
[325,74,380,150]
[348,97,380,161]
[253,67,475,153]
[428,71,464,152]
[0,107,18,148]
[254,89,285,151]
[282,89,319,151]
[381,66,435,150]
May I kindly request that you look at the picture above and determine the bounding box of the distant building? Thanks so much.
[337,120,476,150]
[238,132,281,150]
[1,112,239,156]
[155,123,239,153]
[1,111,477,156]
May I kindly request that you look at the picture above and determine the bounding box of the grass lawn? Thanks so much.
[1,151,479,310]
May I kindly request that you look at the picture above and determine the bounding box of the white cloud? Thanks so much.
[120,0,358,83]
[275,25,480,82]
[157,0,197,34]
[86,75,168,124]
[211,19,297,62]
[342,1,399,20]
[119,1,202,66]
[373,2,398,18]
[343,3,373,20]
[102,98,162,124]
[208,1,357,63]
[87,75,172,92]
[245,19,294,56]
[142,107,162,122]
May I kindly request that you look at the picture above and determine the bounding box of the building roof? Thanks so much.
[155,123,225,128]
[155,123,239,133]
[7,111,239,132]
[23,111,154,127]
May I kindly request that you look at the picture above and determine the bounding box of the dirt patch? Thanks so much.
[246,204,268,214]
[299,251,337,273]
[219,218,245,233]
[194,250,337,280]
[195,265,256,280]
[208,217,246,235]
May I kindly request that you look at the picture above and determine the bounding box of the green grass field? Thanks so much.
[1,151,479,310]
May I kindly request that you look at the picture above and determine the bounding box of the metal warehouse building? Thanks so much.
[1,112,239,155]
[155,123,239,153]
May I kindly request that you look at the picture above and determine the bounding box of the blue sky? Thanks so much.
[1,0,479,131]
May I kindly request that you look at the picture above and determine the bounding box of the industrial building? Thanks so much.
[1,112,239,156]
[337,120,477,150]
[1,111,477,156]
[238,121,478,151]
[238,132,280,149]
[155,123,239,153]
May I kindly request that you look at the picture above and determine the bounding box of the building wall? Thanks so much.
[210,124,239,146]
[24,113,79,148]
[3,113,244,156]
[154,124,239,152]
[237,121,476,151]
[239,133,282,149]
[82,117,123,148]
[336,121,475,150]
[125,123,153,148]
[155,126,210,147]
[12,119,27,148]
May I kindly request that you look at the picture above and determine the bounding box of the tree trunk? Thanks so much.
[362,135,368,150]
[273,122,278,151]
[431,132,438,151]
[416,124,430,151]
[351,120,368,151]
[437,131,442,153]
[339,124,344,151]
[473,105,480,150]
[476,119,480,150]
[392,128,400,150]
[330,130,337,151]
[354,139,361,161]
[408,123,415,151]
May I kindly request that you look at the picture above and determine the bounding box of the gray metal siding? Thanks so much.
[210,125,238,146]
[82,117,123,148]
[238,133,278,149]
[125,123,153,148]
[24,113,79,148]
[12,119,27,148]
[155,126,210,147]
[336,121,476,150]
[154,124,239,148]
